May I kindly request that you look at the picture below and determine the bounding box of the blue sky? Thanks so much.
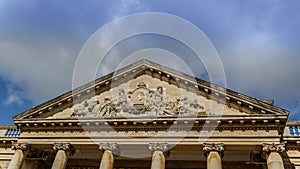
[0,0,300,124]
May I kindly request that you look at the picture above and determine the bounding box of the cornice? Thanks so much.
[14,116,287,135]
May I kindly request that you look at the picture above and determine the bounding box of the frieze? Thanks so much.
[71,82,207,118]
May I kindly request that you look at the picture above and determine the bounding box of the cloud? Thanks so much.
[3,94,23,105]
[112,0,145,19]
[0,0,149,105]
[0,40,78,104]
[0,0,299,120]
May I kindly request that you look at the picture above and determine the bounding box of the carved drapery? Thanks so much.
[71,83,207,118]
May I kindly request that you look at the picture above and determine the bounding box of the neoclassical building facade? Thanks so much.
[0,60,299,169]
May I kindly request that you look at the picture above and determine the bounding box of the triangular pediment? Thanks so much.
[13,60,289,122]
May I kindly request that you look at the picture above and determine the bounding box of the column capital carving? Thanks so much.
[262,143,285,157]
[11,142,30,151]
[203,143,224,158]
[99,143,120,156]
[149,143,170,158]
[53,142,75,156]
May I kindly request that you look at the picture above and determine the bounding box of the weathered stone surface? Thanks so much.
[51,143,74,169]
[51,150,68,169]
[267,152,285,169]
[203,143,224,158]
[262,143,285,169]
[203,143,224,169]
[99,143,120,156]
[206,151,222,169]
[7,150,26,169]
[70,82,206,118]
[53,142,75,156]
[99,150,114,169]
[149,143,170,157]
[7,143,30,169]
[151,151,165,169]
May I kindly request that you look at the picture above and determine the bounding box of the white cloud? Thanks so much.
[0,0,299,119]
[3,94,23,105]
[0,40,78,104]
[112,0,145,19]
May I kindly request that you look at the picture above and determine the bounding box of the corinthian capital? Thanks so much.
[99,143,120,156]
[203,143,224,158]
[53,143,75,156]
[11,143,30,151]
[149,143,170,157]
[262,143,285,156]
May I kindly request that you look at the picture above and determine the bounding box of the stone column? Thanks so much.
[262,143,285,169]
[51,143,74,169]
[149,143,169,169]
[98,143,120,169]
[203,143,224,169]
[8,143,30,169]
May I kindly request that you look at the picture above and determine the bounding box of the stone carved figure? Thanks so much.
[71,98,99,117]
[70,82,207,118]
[98,98,117,117]
[71,100,87,117]
[176,97,190,115]
[190,99,205,115]
[115,89,130,112]
[149,87,166,116]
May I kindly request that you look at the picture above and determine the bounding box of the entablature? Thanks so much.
[14,115,287,134]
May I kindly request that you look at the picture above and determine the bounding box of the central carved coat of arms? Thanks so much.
[71,82,206,118]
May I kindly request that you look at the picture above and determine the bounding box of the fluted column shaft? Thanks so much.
[8,143,30,169]
[51,143,74,169]
[262,143,285,169]
[99,143,120,169]
[203,143,224,169]
[149,143,169,169]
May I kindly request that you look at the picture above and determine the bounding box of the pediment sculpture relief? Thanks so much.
[71,82,208,118]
